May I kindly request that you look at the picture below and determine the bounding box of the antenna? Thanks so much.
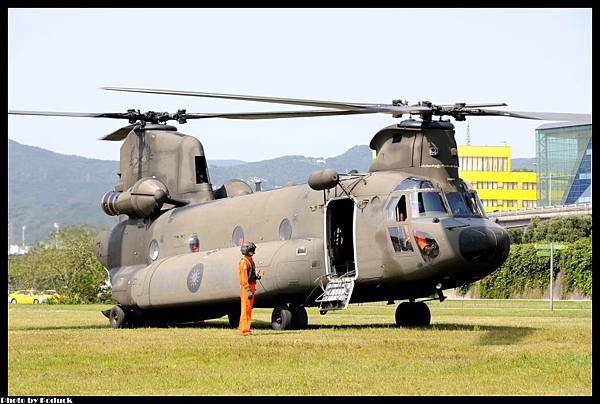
[466,122,471,146]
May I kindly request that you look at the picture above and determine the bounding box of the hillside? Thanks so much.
[8,140,373,245]
[9,139,534,245]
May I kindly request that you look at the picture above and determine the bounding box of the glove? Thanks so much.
[247,288,254,300]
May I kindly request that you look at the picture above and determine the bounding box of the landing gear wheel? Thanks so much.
[395,302,431,327]
[290,306,308,330]
[227,308,240,328]
[271,305,293,330]
[414,302,431,327]
[109,305,128,329]
[395,302,413,327]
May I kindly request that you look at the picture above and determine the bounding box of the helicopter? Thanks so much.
[8,88,589,330]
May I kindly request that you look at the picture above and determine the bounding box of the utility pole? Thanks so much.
[21,225,26,249]
[549,243,554,311]
[466,122,471,146]
[548,172,552,206]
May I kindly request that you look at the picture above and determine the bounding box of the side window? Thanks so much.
[385,196,399,221]
[396,195,408,222]
[387,224,414,253]
[231,226,244,247]
[279,218,292,240]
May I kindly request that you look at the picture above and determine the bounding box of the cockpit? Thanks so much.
[388,177,487,221]
[385,177,491,258]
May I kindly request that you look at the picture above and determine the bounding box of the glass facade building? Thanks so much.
[535,121,592,206]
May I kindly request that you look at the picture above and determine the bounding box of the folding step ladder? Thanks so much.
[315,276,355,312]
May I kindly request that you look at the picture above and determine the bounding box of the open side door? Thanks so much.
[315,197,357,311]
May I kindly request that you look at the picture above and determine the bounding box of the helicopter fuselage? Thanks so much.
[95,168,509,324]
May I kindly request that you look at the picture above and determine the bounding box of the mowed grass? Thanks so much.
[8,300,591,396]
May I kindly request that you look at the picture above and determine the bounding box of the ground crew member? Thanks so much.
[238,242,263,336]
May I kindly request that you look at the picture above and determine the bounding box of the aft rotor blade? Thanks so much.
[101,125,136,141]
[183,109,379,120]
[467,109,591,121]
[9,110,127,119]
[102,86,429,115]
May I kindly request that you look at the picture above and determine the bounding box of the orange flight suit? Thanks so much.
[238,255,257,335]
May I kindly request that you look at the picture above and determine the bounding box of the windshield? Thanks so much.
[445,192,473,217]
[410,192,448,217]
[466,191,487,218]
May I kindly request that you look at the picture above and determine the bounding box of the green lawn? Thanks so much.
[8,300,592,395]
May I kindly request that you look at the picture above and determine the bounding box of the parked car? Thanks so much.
[41,290,63,302]
[8,289,48,304]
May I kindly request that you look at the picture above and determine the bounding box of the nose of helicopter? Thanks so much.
[458,226,510,264]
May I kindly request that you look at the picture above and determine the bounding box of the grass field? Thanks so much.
[7,299,592,395]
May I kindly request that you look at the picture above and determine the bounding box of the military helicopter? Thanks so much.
[8,88,589,330]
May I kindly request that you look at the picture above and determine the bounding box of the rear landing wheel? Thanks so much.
[227,308,240,328]
[109,305,128,329]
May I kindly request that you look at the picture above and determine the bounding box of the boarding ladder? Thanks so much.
[315,274,355,312]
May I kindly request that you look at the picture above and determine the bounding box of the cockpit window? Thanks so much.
[445,192,472,217]
[394,177,434,191]
[410,192,448,217]
[466,191,487,218]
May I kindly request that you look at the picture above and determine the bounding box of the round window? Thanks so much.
[279,218,292,240]
[232,226,244,247]
[188,233,200,253]
[148,239,159,261]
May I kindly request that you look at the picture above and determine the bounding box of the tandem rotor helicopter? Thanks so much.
[9,88,589,329]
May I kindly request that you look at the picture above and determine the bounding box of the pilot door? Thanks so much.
[317,197,357,311]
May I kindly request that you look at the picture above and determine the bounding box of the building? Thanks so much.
[535,121,592,206]
[458,145,537,212]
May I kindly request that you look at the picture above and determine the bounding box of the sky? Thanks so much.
[8,8,591,162]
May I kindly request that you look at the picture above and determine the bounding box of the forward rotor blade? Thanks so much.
[101,125,136,141]
[102,86,427,115]
[9,110,127,119]
[183,109,379,120]
[466,109,591,121]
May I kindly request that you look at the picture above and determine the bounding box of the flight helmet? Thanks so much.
[241,242,256,255]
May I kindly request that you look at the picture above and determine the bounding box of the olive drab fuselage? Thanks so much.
[94,119,510,323]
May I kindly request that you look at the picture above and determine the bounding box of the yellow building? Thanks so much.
[458,145,537,212]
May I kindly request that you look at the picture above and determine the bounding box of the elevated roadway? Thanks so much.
[487,203,592,228]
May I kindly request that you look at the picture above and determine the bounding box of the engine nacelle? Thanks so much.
[101,177,169,218]
[308,168,339,191]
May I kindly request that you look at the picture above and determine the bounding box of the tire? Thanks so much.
[290,306,309,330]
[395,302,415,327]
[271,305,293,330]
[414,302,431,327]
[109,305,128,329]
[33,299,39,304]
[10,299,17,304]
[227,309,240,328]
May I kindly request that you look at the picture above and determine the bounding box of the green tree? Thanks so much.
[8,225,112,303]
[523,215,592,243]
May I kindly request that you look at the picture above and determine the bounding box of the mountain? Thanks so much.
[8,139,535,245]
[208,159,248,167]
[8,140,373,245]
[511,158,537,171]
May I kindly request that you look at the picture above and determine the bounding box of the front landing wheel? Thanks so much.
[271,305,293,330]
